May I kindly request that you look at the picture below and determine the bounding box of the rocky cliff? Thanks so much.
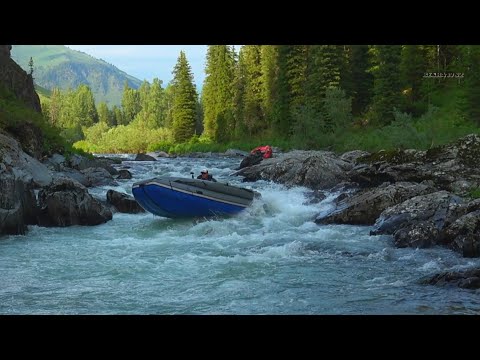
[0,45,41,112]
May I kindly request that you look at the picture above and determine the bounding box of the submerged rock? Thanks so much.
[421,268,480,289]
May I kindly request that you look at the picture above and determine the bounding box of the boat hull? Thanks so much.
[132,177,254,218]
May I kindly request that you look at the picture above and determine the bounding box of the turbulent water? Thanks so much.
[1,155,480,314]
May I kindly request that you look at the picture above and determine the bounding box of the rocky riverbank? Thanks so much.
[235,134,480,261]
[0,131,146,235]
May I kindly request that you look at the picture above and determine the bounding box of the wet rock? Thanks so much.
[80,167,118,187]
[225,149,248,157]
[371,191,463,236]
[0,132,52,187]
[106,190,145,214]
[303,190,327,205]
[37,177,112,227]
[316,182,437,226]
[116,169,132,179]
[394,221,439,248]
[0,165,37,235]
[238,152,264,169]
[134,153,156,161]
[421,268,480,289]
[340,150,370,164]
[235,150,353,190]
[442,210,480,257]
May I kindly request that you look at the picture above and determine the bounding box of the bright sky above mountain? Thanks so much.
[66,45,211,88]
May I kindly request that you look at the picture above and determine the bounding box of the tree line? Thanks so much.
[40,45,480,153]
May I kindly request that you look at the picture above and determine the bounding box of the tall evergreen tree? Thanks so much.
[233,48,247,138]
[286,45,308,111]
[202,45,236,142]
[272,45,308,136]
[171,51,198,143]
[241,45,264,135]
[400,45,427,112]
[465,45,480,125]
[371,45,402,125]
[349,45,373,115]
[260,45,278,126]
[303,45,343,132]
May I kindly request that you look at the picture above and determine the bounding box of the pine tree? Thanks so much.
[202,45,236,142]
[241,45,264,135]
[303,45,343,132]
[233,47,247,138]
[349,45,373,115]
[286,45,308,111]
[28,57,34,76]
[171,51,198,143]
[400,45,427,109]
[465,45,480,125]
[371,45,402,125]
[260,45,278,126]
[271,45,308,137]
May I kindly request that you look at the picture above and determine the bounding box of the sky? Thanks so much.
[66,45,210,88]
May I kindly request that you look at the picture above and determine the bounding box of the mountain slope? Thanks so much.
[11,45,142,106]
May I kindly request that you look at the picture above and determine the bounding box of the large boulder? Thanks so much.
[106,190,145,213]
[67,154,119,175]
[37,177,112,227]
[235,150,354,190]
[238,152,263,169]
[442,210,480,257]
[316,181,437,225]
[371,191,463,235]
[0,132,52,187]
[80,167,118,187]
[370,191,464,249]
[0,164,37,235]
[135,153,156,161]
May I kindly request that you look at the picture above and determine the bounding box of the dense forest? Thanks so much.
[39,45,480,154]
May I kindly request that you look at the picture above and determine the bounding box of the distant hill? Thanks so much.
[11,45,142,106]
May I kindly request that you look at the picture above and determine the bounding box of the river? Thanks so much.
[1,154,480,314]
